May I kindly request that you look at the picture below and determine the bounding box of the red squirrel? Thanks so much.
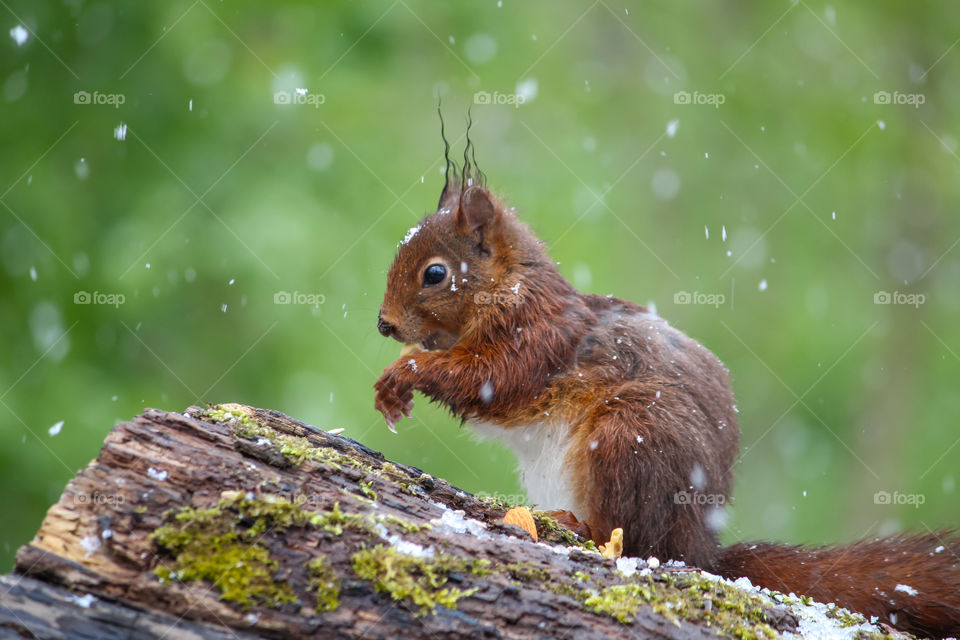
[373,138,960,637]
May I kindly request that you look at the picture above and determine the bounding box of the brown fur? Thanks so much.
[374,183,960,638]
[718,534,960,637]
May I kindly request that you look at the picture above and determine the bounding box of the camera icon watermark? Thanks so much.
[473,90,526,108]
[674,290,725,308]
[673,91,725,108]
[873,290,925,308]
[273,89,325,108]
[74,290,125,308]
[874,490,925,508]
[74,90,126,108]
[274,290,325,307]
[873,91,925,108]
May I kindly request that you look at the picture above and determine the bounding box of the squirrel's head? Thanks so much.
[377,183,510,351]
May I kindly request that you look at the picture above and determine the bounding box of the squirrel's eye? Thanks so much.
[422,263,447,286]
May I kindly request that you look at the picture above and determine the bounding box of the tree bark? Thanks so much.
[1,404,797,639]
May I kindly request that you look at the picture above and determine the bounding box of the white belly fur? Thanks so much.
[469,419,578,513]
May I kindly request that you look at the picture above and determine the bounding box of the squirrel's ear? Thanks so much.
[456,186,500,234]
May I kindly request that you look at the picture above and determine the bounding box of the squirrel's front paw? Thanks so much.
[374,369,414,433]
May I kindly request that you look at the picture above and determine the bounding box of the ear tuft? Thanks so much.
[456,186,499,232]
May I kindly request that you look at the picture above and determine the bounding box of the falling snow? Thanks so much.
[74,158,89,180]
[480,380,494,403]
[48,420,63,437]
[9,24,28,46]
[516,77,538,103]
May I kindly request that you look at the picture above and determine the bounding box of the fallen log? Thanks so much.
[0,404,886,639]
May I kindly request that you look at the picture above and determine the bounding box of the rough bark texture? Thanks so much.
[1,404,797,639]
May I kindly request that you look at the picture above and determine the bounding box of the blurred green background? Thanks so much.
[2,1,958,572]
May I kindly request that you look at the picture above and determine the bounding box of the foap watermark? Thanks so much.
[673,91,725,108]
[474,286,524,306]
[475,491,528,507]
[873,91,925,108]
[269,492,327,510]
[221,491,332,511]
[473,90,526,108]
[74,290,125,308]
[274,291,326,307]
[74,90,125,108]
[73,491,125,506]
[874,490,925,508]
[274,89,325,108]
[674,291,725,308]
[674,490,726,505]
[874,290,925,308]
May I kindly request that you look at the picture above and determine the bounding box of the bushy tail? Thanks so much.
[716,532,960,639]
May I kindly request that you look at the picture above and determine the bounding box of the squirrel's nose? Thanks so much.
[377,314,396,338]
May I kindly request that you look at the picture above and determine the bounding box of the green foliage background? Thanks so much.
[1,1,958,571]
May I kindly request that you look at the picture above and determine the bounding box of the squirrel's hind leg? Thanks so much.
[572,401,723,569]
